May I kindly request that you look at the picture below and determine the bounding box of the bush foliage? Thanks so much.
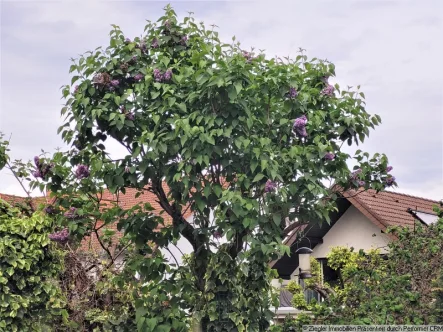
[0,200,66,331]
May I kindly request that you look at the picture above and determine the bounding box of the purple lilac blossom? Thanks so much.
[242,51,253,62]
[64,207,79,220]
[75,164,90,179]
[324,152,335,161]
[321,84,335,96]
[213,231,222,239]
[110,80,119,87]
[350,169,362,180]
[40,167,47,177]
[92,73,110,86]
[134,74,144,81]
[151,38,159,48]
[74,85,79,93]
[126,113,135,121]
[44,205,56,215]
[385,176,396,187]
[357,180,366,187]
[293,115,308,138]
[125,38,131,44]
[288,87,298,99]
[163,69,172,81]
[180,35,188,46]
[32,170,42,178]
[32,159,53,179]
[386,166,393,172]
[153,69,163,82]
[264,180,277,193]
[49,228,69,243]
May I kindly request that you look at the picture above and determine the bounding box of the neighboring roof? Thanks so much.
[272,188,440,277]
[100,186,193,221]
[343,188,439,230]
[0,193,27,205]
[0,188,193,253]
[0,193,50,210]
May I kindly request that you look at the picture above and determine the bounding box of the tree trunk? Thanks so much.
[191,316,203,332]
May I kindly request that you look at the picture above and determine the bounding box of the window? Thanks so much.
[299,278,321,303]
[413,210,438,225]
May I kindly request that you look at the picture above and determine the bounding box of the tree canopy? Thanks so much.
[21,5,395,331]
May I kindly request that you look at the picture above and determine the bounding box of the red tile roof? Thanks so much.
[0,188,193,253]
[343,189,440,231]
[0,193,51,210]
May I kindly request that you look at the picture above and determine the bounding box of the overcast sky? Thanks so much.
[0,0,442,201]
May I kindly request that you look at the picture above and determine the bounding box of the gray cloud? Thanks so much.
[0,0,442,200]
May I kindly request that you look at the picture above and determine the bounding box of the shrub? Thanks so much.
[0,199,67,331]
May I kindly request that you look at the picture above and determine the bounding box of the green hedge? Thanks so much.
[0,199,67,331]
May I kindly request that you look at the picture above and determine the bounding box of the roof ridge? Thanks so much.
[381,189,440,204]
[0,193,29,199]
[0,193,47,200]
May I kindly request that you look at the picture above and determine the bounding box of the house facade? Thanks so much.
[270,189,440,319]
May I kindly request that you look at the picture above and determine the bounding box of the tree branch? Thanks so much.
[282,220,311,237]
[6,162,32,199]
[151,178,199,251]
[94,228,114,264]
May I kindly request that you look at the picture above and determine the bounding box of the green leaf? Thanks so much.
[177,103,187,112]
[252,173,265,183]
[261,159,268,171]
[272,213,281,226]
[81,98,90,107]
[145,318,157,330]
[71,76,79,85]
[213,184,222,197]
[168,97,176,107]
[207,136,215,145]
[195,197,206,212]
[250,161,258,173]
[228,86,237,100]
[234,82,242,94]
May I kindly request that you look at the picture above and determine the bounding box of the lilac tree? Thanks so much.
[30,5,395,331]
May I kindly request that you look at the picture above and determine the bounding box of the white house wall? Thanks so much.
[289,205,390,279]
[312,205,390,258]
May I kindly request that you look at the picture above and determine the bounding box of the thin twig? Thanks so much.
[165,247,181,267]
[6,162,31,198]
